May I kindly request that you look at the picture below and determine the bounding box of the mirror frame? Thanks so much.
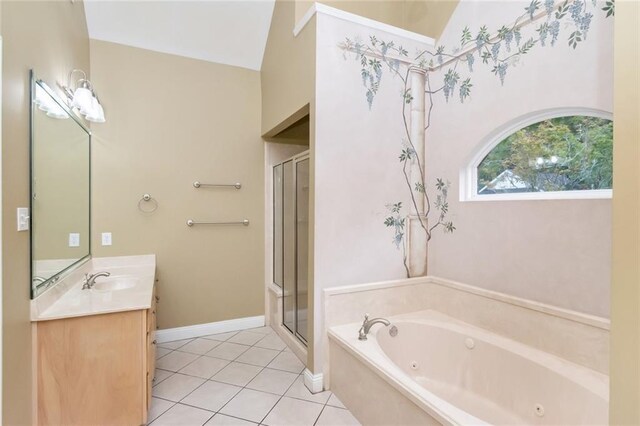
[29,69,92,298]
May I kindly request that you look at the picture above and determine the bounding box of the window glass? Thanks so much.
[477,116,613,195]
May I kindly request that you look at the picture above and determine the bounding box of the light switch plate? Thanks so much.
[69,233,80,247]
[17,207,29,231]
[101,232,112,246]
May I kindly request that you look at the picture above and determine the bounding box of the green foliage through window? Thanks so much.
[477,116,613,194]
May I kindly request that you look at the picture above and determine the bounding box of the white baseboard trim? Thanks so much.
[303,369,324,394]
[156,315,265,343]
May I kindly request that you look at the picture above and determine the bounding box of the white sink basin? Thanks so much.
[91,276,139,292]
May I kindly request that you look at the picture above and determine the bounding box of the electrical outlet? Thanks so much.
[101,232,112,246]
[69,233,80,247]
[17,208,29,231]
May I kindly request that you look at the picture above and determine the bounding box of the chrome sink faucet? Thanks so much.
[82,271,111,290]
[358,313,397,340]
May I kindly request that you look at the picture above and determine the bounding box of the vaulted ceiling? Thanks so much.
[84,1,276,71]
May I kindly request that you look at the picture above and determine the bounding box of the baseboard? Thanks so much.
[303,368,324,394]
[156,315,265,343]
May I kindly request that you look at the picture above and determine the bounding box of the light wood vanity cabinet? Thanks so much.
[35,287,157,426]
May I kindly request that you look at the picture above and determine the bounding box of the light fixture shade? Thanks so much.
[72,86,93,115]
[34,85,47,108]
[85,97,106,123]
[44,98,69,119]
[46,105,70,120]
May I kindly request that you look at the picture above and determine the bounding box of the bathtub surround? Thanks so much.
[323,276,609,387]
[329,310,608,425]
[330,339,439,425]
[89,40,265,330]
[323,275,611,424]
[0,1,90,423]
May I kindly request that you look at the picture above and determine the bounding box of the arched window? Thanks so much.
[462,110,613,201]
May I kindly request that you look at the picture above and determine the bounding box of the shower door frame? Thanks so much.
[273,151,309,347]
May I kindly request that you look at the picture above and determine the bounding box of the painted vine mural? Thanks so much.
[341,0,614,275]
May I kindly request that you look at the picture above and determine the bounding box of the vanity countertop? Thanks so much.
[31,254,156,322]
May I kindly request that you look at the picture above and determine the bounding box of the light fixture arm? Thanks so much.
[60,68,106,123]
[67,69,87,90]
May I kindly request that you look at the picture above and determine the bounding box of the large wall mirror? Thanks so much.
[30,71,91,298]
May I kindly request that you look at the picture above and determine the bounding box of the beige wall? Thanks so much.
[261,0,318,369]
[404,0,459,39]
[261,0,316,136]
[90,40,264,329]
[610,2,640,424]
[294,0,459,39]
[1,1,90,424]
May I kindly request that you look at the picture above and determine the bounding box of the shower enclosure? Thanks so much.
[273,151,309,345]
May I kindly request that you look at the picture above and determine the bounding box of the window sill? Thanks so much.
[462,189,612,202]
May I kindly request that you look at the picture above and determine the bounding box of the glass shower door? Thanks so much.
[295,158,309,343]
[282,160,295,334]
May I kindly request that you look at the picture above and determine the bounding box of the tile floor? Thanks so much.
[149,326,360,426]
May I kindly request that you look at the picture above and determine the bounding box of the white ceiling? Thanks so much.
[84,1,276,71]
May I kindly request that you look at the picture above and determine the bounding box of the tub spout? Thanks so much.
[358,314,391,340]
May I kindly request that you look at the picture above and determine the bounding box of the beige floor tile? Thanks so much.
[202,331,238,341]
[181,380,242,412]
[256,333,287,351]
[152,373,206,402]
[211,362,262,387]
[150,403,213,426]
[327,393,346,409]
[205,414,257,425]
[246,326,273,335]
[262,397,324,426]
[178,338,222,355]
[315,406,361,426]
[158,339,193,350]
[253,333,287,351]
[153,369,174,386]
[157,351,200,372]
[235,347,279,367]
[147,397,174,424]
[284,376,331,404]
[227,331,265,346]
[206,342,250,361]
[219,389,279,423]
[266,351,304,374]
[156,347,172,359]
[246,368,298,395]
[180,356,230,379]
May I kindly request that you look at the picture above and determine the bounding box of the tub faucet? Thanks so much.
[358,313,392,340]
[82,271,111,290]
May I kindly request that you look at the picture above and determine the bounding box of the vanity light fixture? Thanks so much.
[61,69,106,123]
[34,84,69,120]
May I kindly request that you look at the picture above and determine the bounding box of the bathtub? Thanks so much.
[328,310,608,425]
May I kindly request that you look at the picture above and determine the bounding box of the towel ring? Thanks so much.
[138,193,158,213]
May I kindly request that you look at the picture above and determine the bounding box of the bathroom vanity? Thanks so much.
[27,74,158,425]
[31,255,157,426]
